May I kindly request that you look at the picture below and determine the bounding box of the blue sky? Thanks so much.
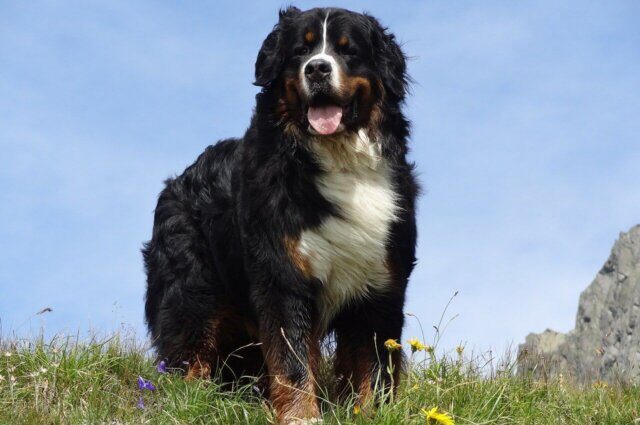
[1,0,639,355]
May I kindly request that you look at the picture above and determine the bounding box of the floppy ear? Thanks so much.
[365,14,408,101]
[254,7,301,87]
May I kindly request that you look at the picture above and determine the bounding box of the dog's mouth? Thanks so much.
[305,94,353,136]
[307,104,343,135]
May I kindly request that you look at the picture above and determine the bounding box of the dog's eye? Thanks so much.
[339,45,358,56]
[293,46,310,56]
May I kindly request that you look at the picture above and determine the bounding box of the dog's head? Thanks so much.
[254,7,408,136]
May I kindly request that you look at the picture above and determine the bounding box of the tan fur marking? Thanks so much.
[186,356,211,380]
[343,76,372,102]
[284,235,312,278]
[335,341,401,410]
[277,78,306,139]
[338,35,349,47]
[335,344,374,404]
[278,78,300,117]
[184,315,222,379]
[270,374,319,424]
[263,332,321,424]
[339,75,384,130]
[305,31,315,43]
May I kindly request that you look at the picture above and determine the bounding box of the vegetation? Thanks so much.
[1,331,639,424]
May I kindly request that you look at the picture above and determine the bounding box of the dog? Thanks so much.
[143,7,418,424]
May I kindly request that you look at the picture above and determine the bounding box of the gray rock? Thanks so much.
[518,224,640,384]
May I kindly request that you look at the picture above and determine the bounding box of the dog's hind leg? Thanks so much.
[143,183,229,377]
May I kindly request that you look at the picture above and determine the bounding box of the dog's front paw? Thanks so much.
[286,418,323,425]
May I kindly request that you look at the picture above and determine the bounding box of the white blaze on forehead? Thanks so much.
[321,11,330,54]
[301,10,341,94]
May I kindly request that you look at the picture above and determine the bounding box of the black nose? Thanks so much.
[304,59,332,82]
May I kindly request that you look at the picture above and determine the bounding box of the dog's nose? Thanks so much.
[304,59,332,82]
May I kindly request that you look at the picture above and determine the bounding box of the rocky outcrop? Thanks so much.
[518,224,640,384]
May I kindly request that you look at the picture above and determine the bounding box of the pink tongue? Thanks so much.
[308,105,343,135]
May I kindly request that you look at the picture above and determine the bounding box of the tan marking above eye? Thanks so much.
[305,31,315,43]
[338,36,349,47]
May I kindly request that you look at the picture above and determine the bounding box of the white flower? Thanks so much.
[3,352,11,358]
[40,367,48,373]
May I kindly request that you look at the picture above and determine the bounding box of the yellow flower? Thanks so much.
[384,339,402,351]
[407,338,426,352]
[353,405,361,415]
[592,380,608,389]
[456,345,464,355]
[423,407,455,425]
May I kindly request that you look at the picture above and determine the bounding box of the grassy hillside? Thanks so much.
[1,333,638,425]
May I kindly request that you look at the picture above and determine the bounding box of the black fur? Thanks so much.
[143,7,418,422]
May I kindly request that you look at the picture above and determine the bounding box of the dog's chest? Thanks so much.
[298,133,399,326]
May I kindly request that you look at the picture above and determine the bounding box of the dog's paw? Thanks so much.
[285,418,323,425]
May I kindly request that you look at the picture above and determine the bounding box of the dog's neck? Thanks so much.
[306,129,383,172]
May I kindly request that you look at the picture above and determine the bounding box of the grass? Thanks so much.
[1,332,639,425]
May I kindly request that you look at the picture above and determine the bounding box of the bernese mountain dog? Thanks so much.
[143,6,418,424]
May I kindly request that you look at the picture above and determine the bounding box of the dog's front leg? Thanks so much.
[333,295,405,410]
[252,283,321,425]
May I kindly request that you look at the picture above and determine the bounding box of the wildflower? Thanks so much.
[593,380,608,389]
[407,338,426,353]
[252,385,263,396]
[456,345,464,355]
[353,405,361,415]
[137,397,145,409]
[384,339,402,351]
[137,376,156,391]
[425,345,434,354]
[40,367,48,374]
[3,352,11,358]
[156,360,167,374]
[423,407,455,425]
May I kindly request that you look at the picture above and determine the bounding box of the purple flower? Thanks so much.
[137,397,145,410]
[137,376,156,391]
[156,360,167,374]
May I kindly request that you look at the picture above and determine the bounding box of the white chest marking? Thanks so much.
[299,130,399,327]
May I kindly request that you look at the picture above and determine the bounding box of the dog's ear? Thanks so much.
[365,14,408,101]
[254,7,301,87]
